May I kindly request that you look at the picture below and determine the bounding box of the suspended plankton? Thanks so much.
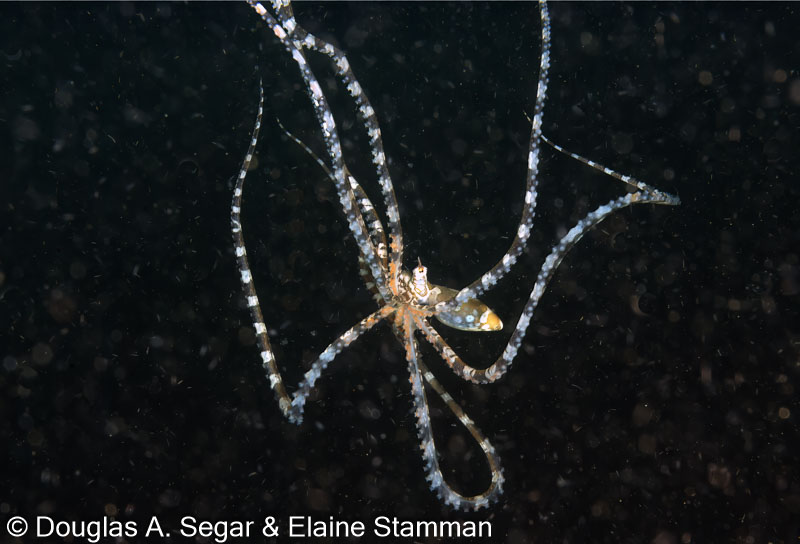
[231,0,679,510]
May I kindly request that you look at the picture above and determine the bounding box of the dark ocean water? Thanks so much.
[2,3,798,543]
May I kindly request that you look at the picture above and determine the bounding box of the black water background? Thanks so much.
[2,3,798,543]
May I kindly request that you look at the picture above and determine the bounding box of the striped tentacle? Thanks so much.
[416,318,500,385]
[232,85,296,417]
[275,120,389,301]
[429,0,679,382]
[231,86,393,423]
[424,189,679,384]
[288,306,394,423]
[248,1,392,302]
[440,0,552,313]
[402,311,504,511]
[269,1,404,293]
[349,178,390,303]
[541,134,681,207]
[351,179,391,303]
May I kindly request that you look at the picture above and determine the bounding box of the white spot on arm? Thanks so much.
[291,49,306,66]
[309,80,323,99]
[528,150,539,171]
